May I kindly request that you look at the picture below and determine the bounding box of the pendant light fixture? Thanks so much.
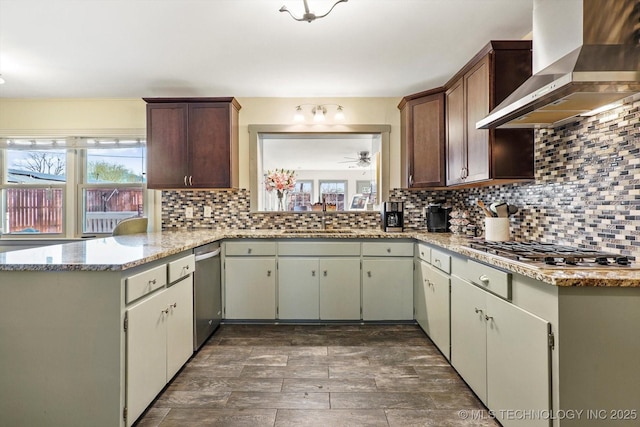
[280,0,348,23]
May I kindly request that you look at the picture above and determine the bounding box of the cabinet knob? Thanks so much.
[367,271,372,278]
[247,248,252,254]
[474,307,483,314]
[386,248,391,253]
[161,308,169,315]
[485,314,493,322]
[183,176,188,186]
[434,259,441,266]
[171,302,177,309]
[189,175,193,186]
[323,270,328,277]
[312,270,316,277]
[479,275,489,284]
[409,174,414,187]
[267,270,272,277]
[149,279,156,285]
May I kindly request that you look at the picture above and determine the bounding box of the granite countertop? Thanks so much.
[0,229,639,287]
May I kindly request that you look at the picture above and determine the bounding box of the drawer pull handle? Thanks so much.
[434,259,441,266]
[189,176,193,186]
[247,248,252,254]
[387,248,391,253]
[183,176,187,186]
[474,307,483,314]
[149,279,156,285]
[485,314,493,322]
[161,308,169,315]
[479,275,489,283]
[267,270,272,277]
[184,265,190,270]
[171,303,177,309]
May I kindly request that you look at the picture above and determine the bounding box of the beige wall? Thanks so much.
[0,97,403,188]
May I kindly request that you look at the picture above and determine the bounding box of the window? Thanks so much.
[81,145,146,234]
[1,138,147,237]
[319,180,347,211]
[287,180,313,211]
[3,145,67,234]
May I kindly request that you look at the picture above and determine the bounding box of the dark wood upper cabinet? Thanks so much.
[144,97,241,189]
[399,88,446,188]
[445,41,534,186]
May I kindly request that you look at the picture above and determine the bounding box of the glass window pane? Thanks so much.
[287,180,313,211]
[86,147,146,183]
[319,181,347,211]
[4,188,64,234]
[83,187,144,233]
[7,149,67,183]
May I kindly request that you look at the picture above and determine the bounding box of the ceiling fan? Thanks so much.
[339,151,371,168]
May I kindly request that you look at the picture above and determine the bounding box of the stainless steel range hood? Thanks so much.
[477,0,640,129]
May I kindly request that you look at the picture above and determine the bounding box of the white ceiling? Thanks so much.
[0,0,533,99]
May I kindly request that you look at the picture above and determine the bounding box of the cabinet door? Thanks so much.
[486,293,551,427]
[188,103,233,188]
[126,290,168,426]
[446,78,465,185]
[146,103,189,189]
[362,258,413,320]
[320,258,361,320]
[225,257,276,319]
[407,93,445,187]
[414,260,429,330]
[450,276,488,404]
[165,276,194,380]
[278,258,319,320]
[464,56,490,183]
[424,266,450,359]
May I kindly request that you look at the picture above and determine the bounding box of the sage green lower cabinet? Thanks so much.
[362,257,414,320]
[451,275,551,427]
[224,257,276,319]
[422,262,451,358]
[278,257,361,320]
[126,276,193,425]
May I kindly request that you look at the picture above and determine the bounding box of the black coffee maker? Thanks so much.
[382,201,404,232]
[426,203,451,232]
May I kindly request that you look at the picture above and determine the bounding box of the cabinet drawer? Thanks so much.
[431,248,451,274]
[278,241,360,256]
[416,243,431,263]
[362,241,414,257]
[465,260,511,300]
[126,264,167,303]
[168,254,195,283]
[225,241,276,256]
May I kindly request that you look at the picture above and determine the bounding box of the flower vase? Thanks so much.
[277,191,286,211]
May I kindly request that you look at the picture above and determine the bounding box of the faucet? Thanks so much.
[321,195,327,230]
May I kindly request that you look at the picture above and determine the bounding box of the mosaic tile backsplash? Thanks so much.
[162,99,640,258]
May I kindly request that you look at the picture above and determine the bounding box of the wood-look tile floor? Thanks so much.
[135,324,499,427]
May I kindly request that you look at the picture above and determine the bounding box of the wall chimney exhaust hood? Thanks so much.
[477,0,640,129]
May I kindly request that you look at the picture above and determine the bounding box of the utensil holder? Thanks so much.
[484,217,510,242]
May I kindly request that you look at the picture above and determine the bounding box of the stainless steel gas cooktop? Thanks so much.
[464,239,633,268]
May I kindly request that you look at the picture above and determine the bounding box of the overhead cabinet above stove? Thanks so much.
[144,97,241,189]
[445,41,534,187]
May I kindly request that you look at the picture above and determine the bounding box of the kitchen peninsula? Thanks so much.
[1,230,639,427]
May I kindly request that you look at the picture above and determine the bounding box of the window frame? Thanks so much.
[319,180,348,211]
[0,137,148,239]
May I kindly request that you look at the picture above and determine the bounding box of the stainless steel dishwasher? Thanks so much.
[193,242,222,350]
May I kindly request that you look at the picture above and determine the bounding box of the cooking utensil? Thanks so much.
[477,200,494,217]
[507,204,519,216]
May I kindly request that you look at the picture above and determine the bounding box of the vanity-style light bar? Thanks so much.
[293,104,345,123]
